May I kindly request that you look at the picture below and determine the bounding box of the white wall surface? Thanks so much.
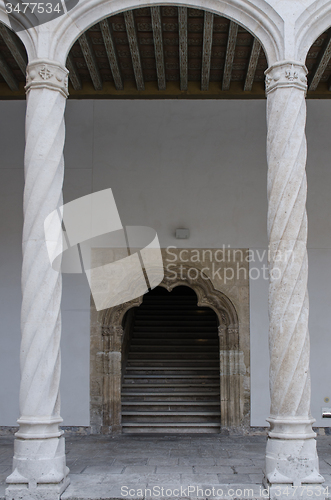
[0,99,330,427]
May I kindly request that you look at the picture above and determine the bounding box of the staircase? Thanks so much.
[121,286,221,434]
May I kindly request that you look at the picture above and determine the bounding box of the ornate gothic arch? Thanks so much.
[45,0,284,65]
[90,263,245,434]
[100,263,239,331]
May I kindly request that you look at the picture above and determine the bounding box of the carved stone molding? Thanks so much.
[265,60,307,95]
[25,59,69,97]
[92,262,244,432]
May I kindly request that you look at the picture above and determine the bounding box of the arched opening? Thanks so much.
[121,285,220,434]
[92,263,245,435]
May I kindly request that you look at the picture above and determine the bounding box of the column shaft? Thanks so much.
[264,61,324,494]
[6,60,69,500]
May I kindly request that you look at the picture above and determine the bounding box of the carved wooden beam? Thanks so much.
[66,53,82,91]
[309,30,331,91]
[151,6,166,91]
[99,19,123,91]
[178,6,188,91]
[244,38,261,91]
[0,24,27,76]
[222,21,238,91]
[124,10,144,91]
[201,11,214,91]
[78,32,103,91]
[0,51,19,90]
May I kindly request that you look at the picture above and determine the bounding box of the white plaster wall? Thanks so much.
[0,98,331,427]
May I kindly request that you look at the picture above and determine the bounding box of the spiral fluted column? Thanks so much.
[264,61,324,495]
[6,60,70,500]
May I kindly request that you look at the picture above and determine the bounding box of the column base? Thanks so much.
[264,417,324,490]
[5,434,70,500]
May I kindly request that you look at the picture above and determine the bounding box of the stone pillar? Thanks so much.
[6,59,69,500]
[101,325,123,435]
[264,61,324,497]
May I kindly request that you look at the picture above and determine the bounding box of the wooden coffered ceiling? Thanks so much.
[1,6,331,99]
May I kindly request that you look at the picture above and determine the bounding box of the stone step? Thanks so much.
[129,339,219,345]
[122,414,221,423]
[132,333,218,339]
[122,402,220,411]
[122,383,219,389]
[127,357,219,370]
[121,391,220,396]
[129,346,216,352]
[123,375,219,380]
[133,326,218,332]
[126,367,219,374]
[122,410,221,416]
[121,422,220,434]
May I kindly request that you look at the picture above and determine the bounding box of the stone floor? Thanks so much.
[0,434,331,499]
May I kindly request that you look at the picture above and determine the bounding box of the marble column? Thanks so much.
[264,60,324,497]
[6,59,69,500]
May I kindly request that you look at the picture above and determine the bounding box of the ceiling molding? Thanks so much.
[99,18,123,91]
[201,11,214,91]
[308,30,331,91]
[244,38,261,91]
[66,53,82,91]
[78,32,103,91]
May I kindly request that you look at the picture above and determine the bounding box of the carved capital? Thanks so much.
[25,59,69,98]
[265,60,307,95]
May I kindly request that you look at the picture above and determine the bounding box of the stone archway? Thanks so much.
[90,262,247,435]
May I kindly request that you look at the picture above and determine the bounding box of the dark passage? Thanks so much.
[121,286,221,433]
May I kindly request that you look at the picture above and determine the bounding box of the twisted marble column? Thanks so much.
[264,61,324,491]
[6,60,70,500]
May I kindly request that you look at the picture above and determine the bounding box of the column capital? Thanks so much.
[25,59,69,98]
[265,60,307,95]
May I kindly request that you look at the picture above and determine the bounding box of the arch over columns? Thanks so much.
[90,264,246,434]
[46,0,284,66]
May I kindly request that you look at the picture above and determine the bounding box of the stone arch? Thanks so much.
[91,263,245,434]
[49,0,284,66]
[296,0,331,63]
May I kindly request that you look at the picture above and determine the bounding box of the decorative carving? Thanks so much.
[244,38,261,91]
[264,60,307,94]
[39,65,53,80]
[25,59,69,97]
